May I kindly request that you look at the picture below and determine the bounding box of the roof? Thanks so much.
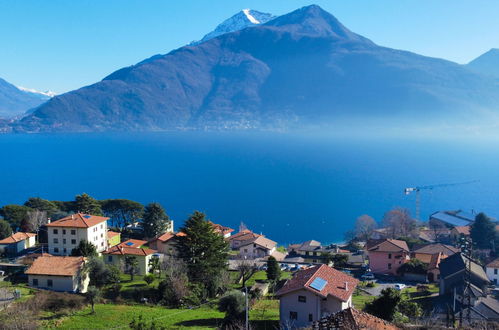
[298,240,322,251]
[276,264,358,302]
[367,239,409,253]
[315,307,400,330]
[430,210,475,227]
[151,231,185,243]
[428,252,442,270]
[107,231,120,239]
[487,258,499,269]
[209,222,234,236]
[0,232,36,244]
[46,213,109,228]
[474,297,499,320]
[117,239,147,248]
[229,230,261,242]
[25,256,85,276]
[103,245,157,256]
[413,243,459,256]
[439,253,489,282]
[239,235,276,250]
[452,226,470,235]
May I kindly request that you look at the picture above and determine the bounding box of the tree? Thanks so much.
[148,256,161,278]
[157,258,190,307]
[23,197,58,217]
[124,255,139,281]
[365,288,401,321]
[236,259,258,288]
[0,219,12,239]
[397,258,428,276]
[71,240,98,257]
[20,209,48,233]
[398,300,423,319]
[100,199,144,229]
[142,202,170,239]
[382,208,416,238]
[266,256,281,282]
[143,274,155,286]
[471,212,496,249]
[178,211,230,297]
[0,204,32,231]
[85,286,100,314]
[75,193,102,215]
[354,215,377,241]
[86,258,115,288]
[218,290,246,324]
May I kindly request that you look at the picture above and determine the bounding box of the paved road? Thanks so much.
[362,281,415,296]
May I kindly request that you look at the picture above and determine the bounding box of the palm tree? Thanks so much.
[124,255,139,281]
[148,256,161,278]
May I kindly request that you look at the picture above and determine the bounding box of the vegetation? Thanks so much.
[75,193,103,215]
[353,214,377,241]
[86,257,120,287]
[85,286,100,314]
[397,258,428,275]
[71,239,98,257]
[124,255,139,281]
[0,219,12,239]
[100,198,144,229]
[236,259,258,288]
[266,256,281,282]
[142,202,170,238]
[471,212,497,250]
[382,207,417,238]
[0,204,31,230]
[365,288,402,321]
[23,197,58,217]
[218,290,246,325]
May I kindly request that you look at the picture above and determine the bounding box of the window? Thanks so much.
[53,229,58,234]
[306,251,310,255]
[101,242,104,246]
[101,233,103,238]
[53,238,58,244]
[101,224,103,229]
[290,312,298,320]
[108,256,113,262]
[388,253,392,259]
[388,263,392,270]
[244,249,248,253]
[309,314,313,322]
[54,247,59,253]
[63,229,66,235]
[71,230,76,235]
[313,252,317,256]
[47,279,53,287]
[495,269,498,275]
[71,239,77,245]
[32,279,38,286]
[63,248,67,253]
[63,239,66,244]
[494,279,497,285]
[298,295,306,303]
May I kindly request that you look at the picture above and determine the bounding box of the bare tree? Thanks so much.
[354,215,377,241]
[236,259,258,289]
[20,209,47,233]
[382,207,416,238]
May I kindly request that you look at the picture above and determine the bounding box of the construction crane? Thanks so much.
[404,180,478,220]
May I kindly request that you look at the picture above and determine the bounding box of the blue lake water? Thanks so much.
[0,131,497,245]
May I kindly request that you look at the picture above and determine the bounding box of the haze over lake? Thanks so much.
[0,132,496,244]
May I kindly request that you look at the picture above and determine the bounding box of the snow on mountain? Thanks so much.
[17,86,56,99]
[193,9,275,44]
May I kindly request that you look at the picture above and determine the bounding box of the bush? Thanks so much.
[366,281,377,288]
[143,274,155,286]
[35,291,86,312]
[104,283,122,301]
[218,290,246,323]
[397,259,428,276]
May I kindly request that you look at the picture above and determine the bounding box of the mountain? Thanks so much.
[193,9,275,44]
[13,5,499,132]
[0,77,51,118]
[467,48,499,79]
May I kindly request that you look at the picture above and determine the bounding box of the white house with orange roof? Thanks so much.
[103,245,157,275]
[149,232,186,257]
[46,213,109,255]
[239,235,277,259]
[0,232,36,255]
[228,229,262,250]
[276,264,358,329]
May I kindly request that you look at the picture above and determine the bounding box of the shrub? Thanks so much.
[218,290,246,323]
[143,274,155,286]
[36,291,86,312]
[397,259,428,276]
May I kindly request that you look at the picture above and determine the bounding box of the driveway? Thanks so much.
[362,281,415,296]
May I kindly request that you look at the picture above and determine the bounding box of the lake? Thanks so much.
[0,131,497,245]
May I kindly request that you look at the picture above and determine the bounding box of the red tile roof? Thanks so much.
[25,256,85,276]
[276,264,359,302]
[107,231,120,239]
[487,258,499,269]
[367,239,409,253]
[413,243,459,256]
[103,245,157,256]
[453,226,470,235]
[209,221,234,236]
[0,232,36,244]
[315,307,400,330]
[151,231,185,243]
[46,213,109,228]
[229,230,261,242]
[117,239,147,248]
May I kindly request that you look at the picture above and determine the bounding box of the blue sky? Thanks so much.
[1,0,498,93]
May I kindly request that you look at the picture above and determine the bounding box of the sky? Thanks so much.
[1,0,498,94]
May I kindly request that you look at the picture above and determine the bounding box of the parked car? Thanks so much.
[361,273,375,280]
[394,283,406,290]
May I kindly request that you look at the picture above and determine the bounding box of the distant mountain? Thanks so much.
[193,9,275,44]
[467,48,499,79]
[13,5,499,132]
[0,77,51,118]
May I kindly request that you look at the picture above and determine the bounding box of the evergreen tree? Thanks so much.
[178,211,229,297]
[266,256,281,282]
[471,213,496,249]
[125,255,139,280]
[100,199,144,229]
[23,197,58,217]
[71,240,98,257]
[0,204,32,231]
[0,219,12,239]
[142,203,170,238]
[75,193,102,215]
[365,288,401,321]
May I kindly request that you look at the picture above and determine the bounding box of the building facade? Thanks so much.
[486,258,499,286]
[366,239,410,275]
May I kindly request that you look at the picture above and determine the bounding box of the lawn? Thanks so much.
[352,291,375,310]
[0,281,36,302]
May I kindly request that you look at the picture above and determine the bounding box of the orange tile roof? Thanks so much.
[317,307,400,330]
[151,231,185,243]
[367,239,409,252]
[103,245,157,256]
[0,232,36,244]
[239,236,276,250]
[487,258,499,268]
[276,264,359,302]
[209,221,235,235]
[453,226,470,235]
[229,230,261,242]
[117,239,147,248]
[46,213,109,228]
[107,231,120,239]
[25,256,85,276]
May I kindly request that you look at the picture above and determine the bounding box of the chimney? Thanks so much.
[71,214,74,220]
[345,282,348,291]
[47,218,51,224]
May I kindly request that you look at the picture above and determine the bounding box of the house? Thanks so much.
[312,307,400,330]
[418,228,451,243]
[25,256,89,293]
[439,252,489,295]
[117,239,147,248]
[209,222,234,238]
[370,228,390,239]
[429,210,475,228]
[148,232,186,257]
[107,231,121,247]
[46,213,109,255]
[366,239,410,275]
[458,296,499,323]
[412,243,459,263]
[239,236,277,259]
[288,240,351,263]
[0,232,36,255]
[228,229,261,249]
[450,226,470,242]
[276,264,358,329]
[486,258,499,286]
[103,245,157,275]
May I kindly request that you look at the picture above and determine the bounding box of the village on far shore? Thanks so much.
[0,194,498,329]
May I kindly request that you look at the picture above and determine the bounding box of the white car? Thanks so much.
[394,283,406,290]
[361,273,375,280]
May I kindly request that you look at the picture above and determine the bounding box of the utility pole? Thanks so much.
[458,236,473,327]
[245,286,249,330]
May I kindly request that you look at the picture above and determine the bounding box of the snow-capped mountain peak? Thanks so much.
[17,86,56,98]
[193,9,275,44]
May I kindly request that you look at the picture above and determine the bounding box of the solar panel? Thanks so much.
[125,242,134,246]
[83,215,91,219]
[310,277,327,291]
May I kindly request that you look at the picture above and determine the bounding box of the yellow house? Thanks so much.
[103,245,157,275]
[107,231,121,247]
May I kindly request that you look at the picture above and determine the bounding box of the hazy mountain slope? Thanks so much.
[467,48,499,79]
[0,77,50,118]
[14,5,499,132]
